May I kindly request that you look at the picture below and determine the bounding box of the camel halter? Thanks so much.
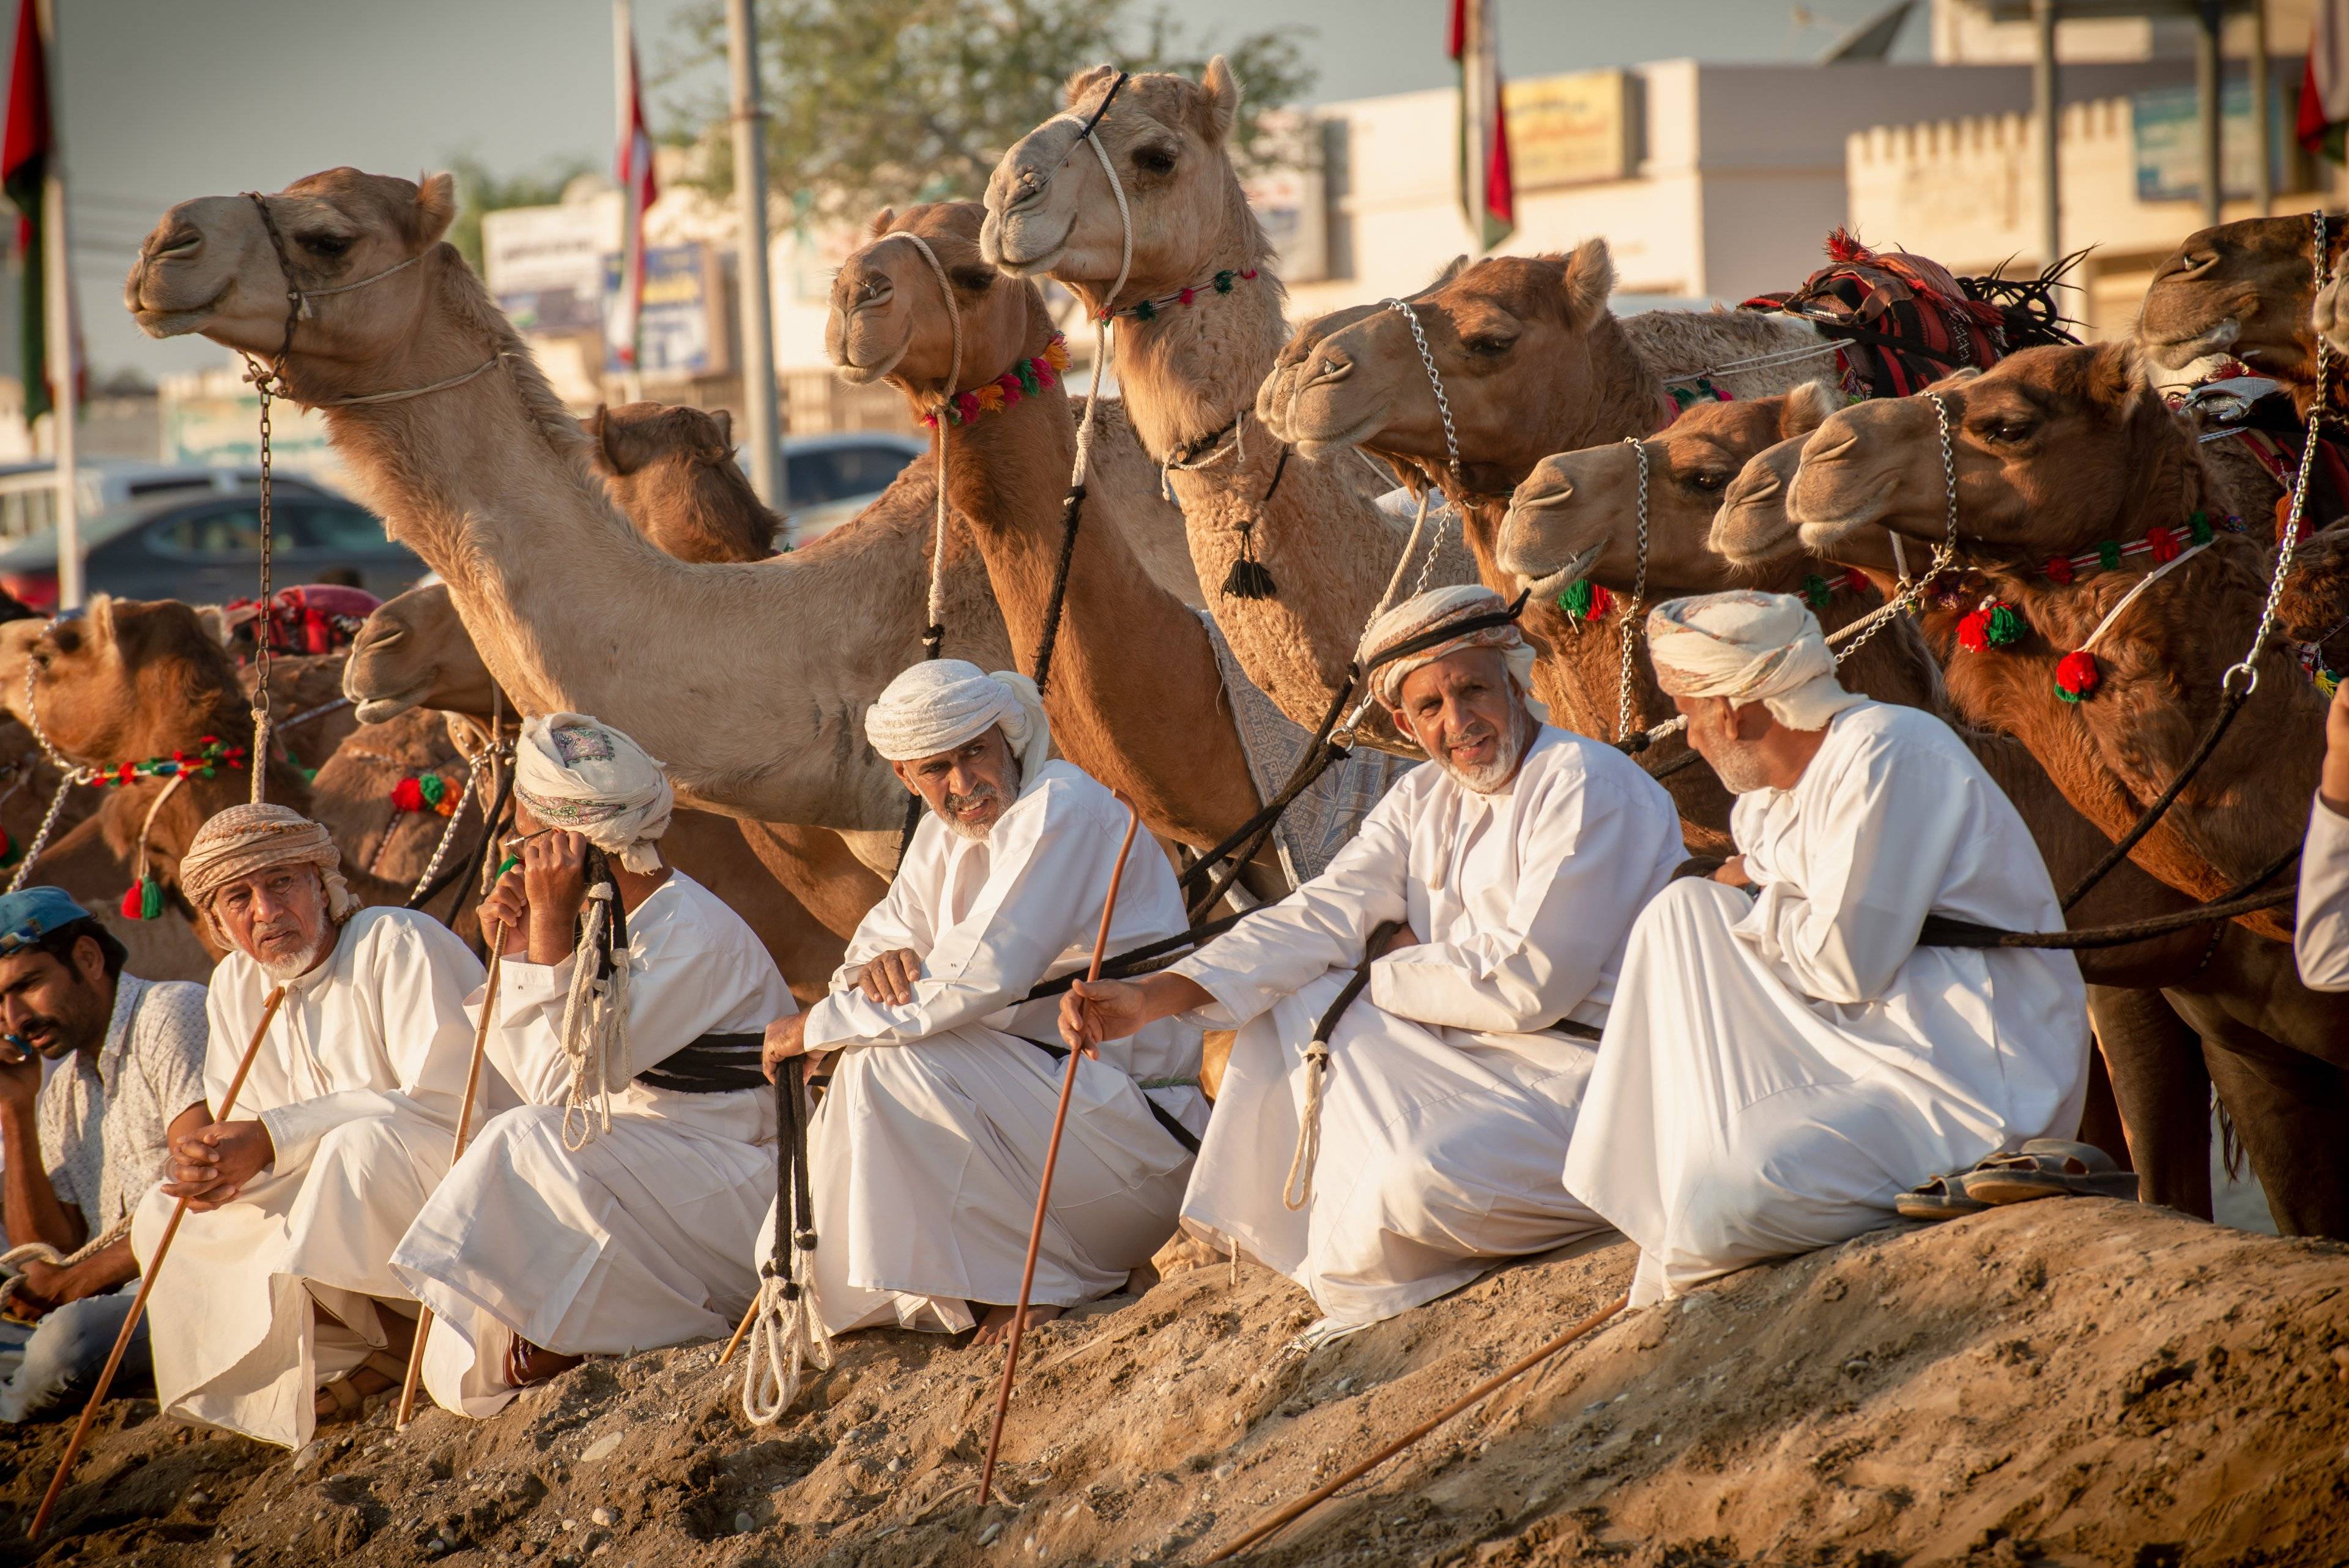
[7,653,79,893]
[869,229,963,651]
[1370,297,1463,619]
[1820,389,1961,661]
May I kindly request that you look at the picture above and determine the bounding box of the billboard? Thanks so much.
[483,198,732,383]
[603,244,730,377]
[1505,70,1635,192]
[2132,75,2296,205]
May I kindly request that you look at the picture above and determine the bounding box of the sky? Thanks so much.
[61,0,1926,381]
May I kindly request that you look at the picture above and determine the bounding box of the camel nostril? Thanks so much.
[1305,354,1351,388]
[1803,429,1859,463]
[149,226,201,261]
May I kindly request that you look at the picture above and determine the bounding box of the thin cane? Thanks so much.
[31,986,289,1542]
[395,923,507,1431]
[976,797,1143,1507]
[1202,1293,1628,1562]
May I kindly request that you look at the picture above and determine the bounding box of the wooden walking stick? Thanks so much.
[395,922,507,1431]
[977,798,1143,1507]
[1201,1292,1629,1562]
[30,986,289,1543]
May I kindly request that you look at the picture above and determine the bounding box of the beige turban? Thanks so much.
[514,713,675,874]
[1359,585,1540,710]
[180,803,358,937]
[1646,590,1865,730]
[864,659,1052,781]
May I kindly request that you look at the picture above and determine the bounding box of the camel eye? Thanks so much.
[299,231,353,258]
[1682,470,1731,493]
[1462,335,1515,359]
[951,268,994,293]
[1132,145,1178,176]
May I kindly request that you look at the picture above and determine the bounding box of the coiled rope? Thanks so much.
[742,1063,830,1424]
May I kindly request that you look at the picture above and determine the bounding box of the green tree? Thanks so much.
[441,154,599,273]
[663,0,1314,225]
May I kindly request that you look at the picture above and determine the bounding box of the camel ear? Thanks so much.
[1062,64,1118,111]
[1198,56,1242,144]
[1428,254,1471,290]
[710,409,733,448]
[192,604,231,645]
[1778,379,1842,440]
[410,171,458,248]
[2087,339,2148,415]
[867,207,896,240]
[1559,238,1615,332]
[590,404,636,475]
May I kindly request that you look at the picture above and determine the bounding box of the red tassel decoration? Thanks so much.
[2054,650,2101,703]
[390,777,426,812]
[120,883,143,918]
[2044,555,2074,585]
[2144,526,2180,564]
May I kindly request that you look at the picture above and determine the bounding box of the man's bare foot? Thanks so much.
[970,1302,1063,1346]
[506,1334,585,1388]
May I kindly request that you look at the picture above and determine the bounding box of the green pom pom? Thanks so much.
[139,875,165,922]
[1984,604,2022,647]
[1559,579,1595,619]
[2096,540,2123,571]
[2188,511,2214,545]
[1214,270,1235,293]
[1016,361,1039,395]
[1134,299,1156,321]
[418,773,447,808]
[1802,573,1832,609]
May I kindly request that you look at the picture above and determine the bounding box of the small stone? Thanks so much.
[733,1510,755,1535]
[1841,1357,1871,1378]
[215,1553,239,1568]
[561,1520,578,1533]
[977,1521,1006,1546]
[291,1440,325,1473]
[581,1433,623,1464]
[588,1507,615,1528]
[185,1490,211,1509]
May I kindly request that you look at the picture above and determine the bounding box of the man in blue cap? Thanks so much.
[0,887,208,1421]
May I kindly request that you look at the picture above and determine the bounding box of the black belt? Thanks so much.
[636,1031,767,1094]
[1020,1038,1202,1155]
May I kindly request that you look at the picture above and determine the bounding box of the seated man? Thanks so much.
[1565,592,2090,1307]
[758,660,1201,1348]
[1066,586,1683,1334]
[2298,675,2349,989]
[0,889,207,1422]
[135,805,484,1446]
[394,713,794,1416]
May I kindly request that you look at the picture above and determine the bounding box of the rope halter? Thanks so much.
[868,229,964,644]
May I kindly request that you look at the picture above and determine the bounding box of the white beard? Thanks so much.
[1706,738,1776,795]
[1436,711,1530,795]
[255,932,335,981]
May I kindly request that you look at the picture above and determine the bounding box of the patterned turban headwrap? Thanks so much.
[864,659,1052,781]
[180,804,358,939]
[514,713,675,875]
[1646,590,1865,731]
[1359,585,1542,712]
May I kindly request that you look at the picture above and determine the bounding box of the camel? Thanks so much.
[2138,212,2347,417]
[243,652,362,777]
[588,402,779,562]
[124,166,1026,846]
[982,61,1456,754]
[1498,387,2336,1225]
[829,201,1269,858]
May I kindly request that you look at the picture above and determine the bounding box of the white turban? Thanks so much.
[513,713,675,874]
[1359,585,1541,710]
[182,803,358,939]
[1646,590,1864,731]
[864,659,1052,781]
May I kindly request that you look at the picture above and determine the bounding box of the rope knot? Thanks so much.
[793,1230,818,1250]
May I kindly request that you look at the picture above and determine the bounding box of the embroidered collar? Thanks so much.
[921,336,1072,429]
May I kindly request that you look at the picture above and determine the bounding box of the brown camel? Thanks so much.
[829,201,1268,857]
[2138,212,2347,418]
[243,652,362,777]
[125,166,1016,843]
[588,402,780,562]
[982,62,1447,754]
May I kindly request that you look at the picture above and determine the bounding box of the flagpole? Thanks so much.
[34,0,73,610]
[726,0,783,518]
[613,0,644,404]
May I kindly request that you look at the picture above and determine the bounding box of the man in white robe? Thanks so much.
[393,713,795,1417]
[1565,591,2091,1307]
[755,660,1201,1359]
[2296,676,2349,989]
[132,805,483,1447]
[1066,587,1684,1332]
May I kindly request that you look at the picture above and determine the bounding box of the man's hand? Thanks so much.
[1712,855,1753,890]
[479,860,530,957]
[164,1119,275,1210]
[522,829,592,964]
[0,1031,40,1110]
[7,1257,67,1317]
[854,949,924,1006]
[2324,677,2349,817]
[761,1011,812,1083]
[1060,978,1145,1057]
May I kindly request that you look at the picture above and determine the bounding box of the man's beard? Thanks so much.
[1705,735,1776,795]
[935,784,1005,842]
[12,1002,102,1060]
[252,924,335,979]
[1434,710,1529,794]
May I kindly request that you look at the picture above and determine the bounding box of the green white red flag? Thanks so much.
[611,12,658,369]
[1450,0,1514,251]
[2301,0,2349,162]
[2,0,56,421]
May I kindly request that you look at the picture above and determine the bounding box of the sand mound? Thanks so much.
[7,1200,2346,1567]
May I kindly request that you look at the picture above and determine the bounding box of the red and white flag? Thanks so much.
[2299,0,2349,161]
[1450,0,1513,251]
[611,1,658,368]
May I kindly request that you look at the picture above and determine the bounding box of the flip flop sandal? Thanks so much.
[1959,1140,2137,1206]
[1895,1172,1990,1222]
[314,1351,406,1425]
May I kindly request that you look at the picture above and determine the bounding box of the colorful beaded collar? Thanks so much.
[921,336,1072,429]
[1098,267,1259,323]
[1558,568,1870,625]
[79,735,249,789]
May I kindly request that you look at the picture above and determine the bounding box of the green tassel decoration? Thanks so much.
[1802,573,1832,610]
[2188,511,2214,546]
[2096,540,2123,572]
[1560,579,1595,619]
[140,875,165,922]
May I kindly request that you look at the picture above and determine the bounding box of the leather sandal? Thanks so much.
[314,1350,409,1424]
[1958,1139,2138,1206]
[1894,1172,1990,1222]
[505,1334,584,1388]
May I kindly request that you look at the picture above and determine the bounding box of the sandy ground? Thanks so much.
[4,1197,2345,1568]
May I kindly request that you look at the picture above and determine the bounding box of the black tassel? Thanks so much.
[1220,521,1278,600]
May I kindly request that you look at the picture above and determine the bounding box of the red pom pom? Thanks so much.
[956,391,981,421]
[390,777,426,812]
[1179,287,1195,305]
[2054,649,2101,702]
[2044,555,2074,585]
[1958,609,1992,653]
[1587,583,1615,619]
[1034,362,1056,388]
[121,883,144,918]
[2144,526,2180,564]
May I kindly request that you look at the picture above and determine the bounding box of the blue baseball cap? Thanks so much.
[0,887,95,957]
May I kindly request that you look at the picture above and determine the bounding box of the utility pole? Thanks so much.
[2195,0,2224,227]
[2251,0,2273,217]
[35,0,76,610]
[727,0,784,517]
[2032,0,2060,270]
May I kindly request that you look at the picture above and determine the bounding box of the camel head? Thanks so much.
[343,584,502,724]
[2,597,250,769]
[1269,246,1642,496]
[1498,383,1844,602]
[830,202,1047,396]
[1713,433,1819,570]
[587,402,779,562]
[1790,344,2200,569]
[982,60,1260,308]
[2137,212,2342,394]
[126,168,461,395]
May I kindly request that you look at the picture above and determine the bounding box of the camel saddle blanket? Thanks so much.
[1196,611,1418,886]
